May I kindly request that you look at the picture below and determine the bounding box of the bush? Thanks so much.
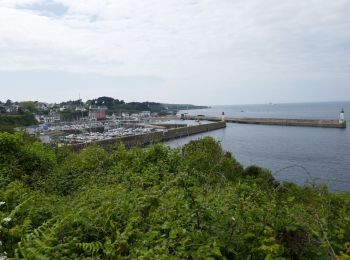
[0,112,37,127]
[0,134,349,259]
[0,132,56,187]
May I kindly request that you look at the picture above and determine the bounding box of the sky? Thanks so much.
[0,0,350,105]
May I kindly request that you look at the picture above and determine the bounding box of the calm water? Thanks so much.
[165,102,350,192]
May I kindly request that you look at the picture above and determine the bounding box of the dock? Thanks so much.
[71,121,226,150]
[184,115,347,129]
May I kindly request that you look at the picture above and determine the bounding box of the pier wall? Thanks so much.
[185,116,346,129]
[150,123,187,129]
[71,121,226,151]
[228,118,346,128]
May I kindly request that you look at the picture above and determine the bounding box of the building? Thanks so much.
[59,106,68,111]
[75,106,86,112]
[140,111,151,118]
[0,105,6,113]
[46,112,61,123]
[35,102,49,112]
[339,108,345,123]
[89,106,107,120]
[221,112,225,122]
[5,105,19,113]
[36,112,61,124]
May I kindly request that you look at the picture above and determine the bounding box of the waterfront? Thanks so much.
[166,101,350,191]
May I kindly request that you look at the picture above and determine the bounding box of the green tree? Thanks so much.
[19,101,36,113]
[0,132,56,187]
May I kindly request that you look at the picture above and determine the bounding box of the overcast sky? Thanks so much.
[0,0,349,105]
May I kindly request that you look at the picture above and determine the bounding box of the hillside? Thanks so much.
[86,97,207,114]
[0,133,349,259]
[0,113,37,133]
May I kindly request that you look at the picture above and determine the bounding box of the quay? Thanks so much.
[71,121,226,150]
[184,115,347,129]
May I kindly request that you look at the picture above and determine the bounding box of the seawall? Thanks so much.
[71,121,226,151]
[185,115,347,129]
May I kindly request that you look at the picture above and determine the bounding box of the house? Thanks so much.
[59,104,78,111]
[46,112,61,123]
[89,106,107,120]
[0,105,6,113]
[140,111,151,118]
[6,105,19,113]
[35,102,49,112]
[36,112,61,124]
[75,106,86,112]
[36,115,45,124]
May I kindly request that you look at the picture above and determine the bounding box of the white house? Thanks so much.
[140,111,151,117]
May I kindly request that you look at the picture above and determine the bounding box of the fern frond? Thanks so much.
[76,241,103,255]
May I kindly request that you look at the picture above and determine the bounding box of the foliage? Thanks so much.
[87,96,125,109]
[86,97,161,113]
[0,124,15,134]
[19,102,36,113]
[86,96,206,114]
[0,134,349,259]
[59,110,89,122]
[0,132,56,188]
[0,113,37,131]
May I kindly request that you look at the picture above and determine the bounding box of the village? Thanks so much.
[0,98,215,146]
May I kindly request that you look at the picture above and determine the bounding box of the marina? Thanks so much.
[24,115,226,148]
[70,121,226,150]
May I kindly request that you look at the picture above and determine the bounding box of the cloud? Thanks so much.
[17,0,68,17]
[0,0,349,103]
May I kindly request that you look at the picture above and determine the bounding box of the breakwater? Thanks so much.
[71,121,226,151]
[184,115,347,128]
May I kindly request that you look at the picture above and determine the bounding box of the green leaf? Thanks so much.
[213,246,222,256]
[287,196,295,202]
[169,230,177,239]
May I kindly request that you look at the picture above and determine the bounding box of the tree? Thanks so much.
[0,132,56,187]
[20,101,36,113]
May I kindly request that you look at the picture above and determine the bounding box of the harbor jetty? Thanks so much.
[71,121,226,150]
[183,115,347,129]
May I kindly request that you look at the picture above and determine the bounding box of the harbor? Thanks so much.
[24,115,226,149]
[166,102,350,191]
[70,121,226,150]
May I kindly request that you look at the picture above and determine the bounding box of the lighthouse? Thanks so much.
[221,112,225,122]
[339,108,345,123]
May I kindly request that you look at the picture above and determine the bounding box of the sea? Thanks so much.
[165,101,350,192]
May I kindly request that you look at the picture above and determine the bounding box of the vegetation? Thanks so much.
[0,133,350,259]
[162,103,209,111]
[86,96,166,114]
[87,96,207,114]
[19,102,36,113]
[59,110,89,122]
[0,113,37,133]
[1,98,208,125]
